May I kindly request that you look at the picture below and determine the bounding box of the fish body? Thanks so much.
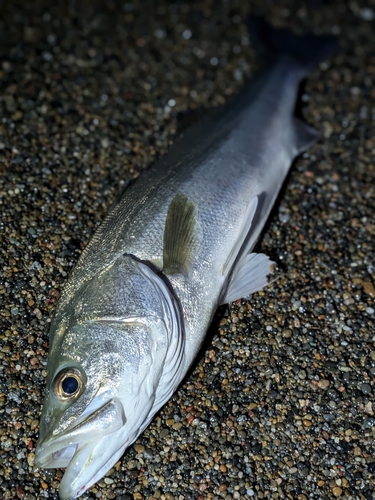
[35,20,335,500]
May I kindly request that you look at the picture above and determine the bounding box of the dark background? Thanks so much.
[1,1,374,499]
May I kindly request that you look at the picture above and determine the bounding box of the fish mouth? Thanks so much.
[43,442,78,469]
[35,398,126,499]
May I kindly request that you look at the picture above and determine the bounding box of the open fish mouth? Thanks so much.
[58,439,129,500]
[35,398,126,498]
[48,443,78,469]
[39,438,127,500]
[37,442,83,470]
[53,444,77,462]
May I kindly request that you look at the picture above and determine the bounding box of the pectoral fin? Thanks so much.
[221,252,275,305]
[163,193,200,276]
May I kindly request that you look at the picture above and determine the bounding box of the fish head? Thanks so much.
[35,255,184,499]
[34,322,139,499]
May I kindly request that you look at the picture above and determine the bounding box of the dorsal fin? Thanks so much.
[163,193,200,276]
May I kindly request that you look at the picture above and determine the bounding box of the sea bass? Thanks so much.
[35,19,335,500]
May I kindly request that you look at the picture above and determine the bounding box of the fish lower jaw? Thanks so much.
[58,438,130,500]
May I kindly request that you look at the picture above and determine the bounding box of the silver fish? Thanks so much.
[35,19,335,500]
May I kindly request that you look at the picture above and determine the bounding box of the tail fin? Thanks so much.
[248,16,337,73]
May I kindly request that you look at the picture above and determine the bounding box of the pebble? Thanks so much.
[361,383,372,394]
[332,486,343,497]
[318,379,330,389]
[1,1,374,500]
[30,420,39,430]
[16,486,25,499]
[363,281,375,296]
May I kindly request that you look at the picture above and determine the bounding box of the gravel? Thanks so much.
[1,1,374,499]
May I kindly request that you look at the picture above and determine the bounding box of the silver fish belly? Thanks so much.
[35,20,335,500]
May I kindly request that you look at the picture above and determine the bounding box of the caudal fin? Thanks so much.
[248,16,337,73]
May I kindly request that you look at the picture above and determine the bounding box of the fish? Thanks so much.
[34,18,336,500]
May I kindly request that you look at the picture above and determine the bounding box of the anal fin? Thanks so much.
[163,193,200,276]
[221,252,275,305]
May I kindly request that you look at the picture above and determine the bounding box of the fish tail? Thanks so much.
[248,16,337,73]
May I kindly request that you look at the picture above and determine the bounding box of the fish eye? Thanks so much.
[54,368,83,400]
